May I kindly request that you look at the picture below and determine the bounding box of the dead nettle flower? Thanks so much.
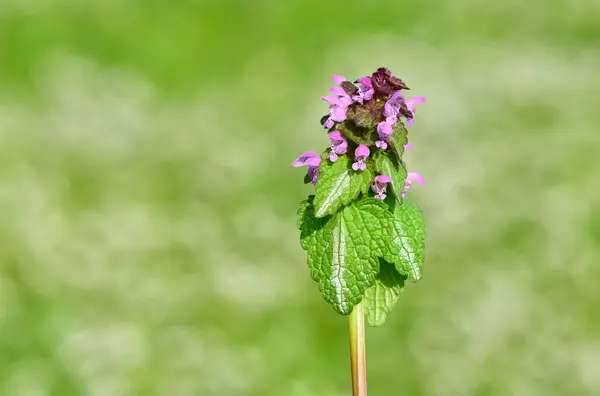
[327,131,348,162]
[376,121,393,149]
[352,144,370,171]
[371,175,392,200]
[292,152,322,185]
[352,77,375,104]
[322,75,354,128]
[293,67,425,191]
[402,172,426,198]
[404,96,426,127]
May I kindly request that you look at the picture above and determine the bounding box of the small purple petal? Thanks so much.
[324,119,334,129]
[332,75,347,85]
[374,193,386,200]
[339,95,354,106]
[292,152,320,167]
[406,118,415,127]
[328,151,338,162]
[386,115,398,125]
[407,172,425,184]
[383,103,396,118]
[308,166,319,185]
[407,96,426,105]
[330,87,346,96]
[352,162,366,171]
[333,140,347,154]
[404,142,414,150]
[328,131,344,140]
[390,91,405,101]
[374,175,392,184]
[330,106,348,122]
[377,122,393,138]
[322,95,342,105]
[375,140,388,150]
[358,77,372,86]
[355,144,370,158]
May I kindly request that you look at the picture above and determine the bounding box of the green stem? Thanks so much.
[349,302,367,396]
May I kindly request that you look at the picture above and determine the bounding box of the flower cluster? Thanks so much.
[292,67,426,199]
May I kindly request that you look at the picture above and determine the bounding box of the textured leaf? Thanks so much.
[373,151,407,204]
[364,259,406,326]
[313,155,373,218]
[383,200,426,282]
[298,195,327,250]
[299,196,394,314]
[389,122,409,162]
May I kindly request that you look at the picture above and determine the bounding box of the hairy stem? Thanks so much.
[349,302,367,396]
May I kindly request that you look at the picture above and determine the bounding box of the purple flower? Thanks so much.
[332,75,347,86]
[327,131,348,162]
[321,75,357,127]
[402,172,425,198]
[371,175,392,200]
[352,144,370,171]
[405,96,426,127]
[376,121,393,149]
[352,77,374,104]
[383,92,405,125]
[405,142,414,151]
[292,151,322,185]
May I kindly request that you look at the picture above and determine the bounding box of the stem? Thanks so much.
[349,302,367,396]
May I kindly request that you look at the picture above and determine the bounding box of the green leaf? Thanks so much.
[297,195,327,250]
[373,151,407,204]
[313,154,373,218]
[303,173,311,184]
[299,196,393,314]
[364,259,406,326]
[389,122,408,161]
[382,200,426,282]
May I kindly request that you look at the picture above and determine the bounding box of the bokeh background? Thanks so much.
[1,1,600,395]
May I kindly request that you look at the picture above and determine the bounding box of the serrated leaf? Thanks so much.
[298,195,328,250]
[299,197,393,314]
[364,259,406,326]
[389,122,408,161]
[313,155,373,218]
[373,151,407,204]
[382,200,426,282]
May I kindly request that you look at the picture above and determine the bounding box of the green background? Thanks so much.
[1,1,599,395]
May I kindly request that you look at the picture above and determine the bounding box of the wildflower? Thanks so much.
[375,122,393,149]
[321,75,356,126]
[322,94,352,122]
[405,142,413,151]
[292,152,322,185]
[371,175,392,200]
[402,172,425,198]
[352,77,374,104]
[405,96,426,127]
[327,131,348,162]
[352,145,370,171]
[384,91,414,125]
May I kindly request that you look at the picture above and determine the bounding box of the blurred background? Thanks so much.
[1,1,599,395]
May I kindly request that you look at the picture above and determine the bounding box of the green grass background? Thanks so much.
[1,1,599,395]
